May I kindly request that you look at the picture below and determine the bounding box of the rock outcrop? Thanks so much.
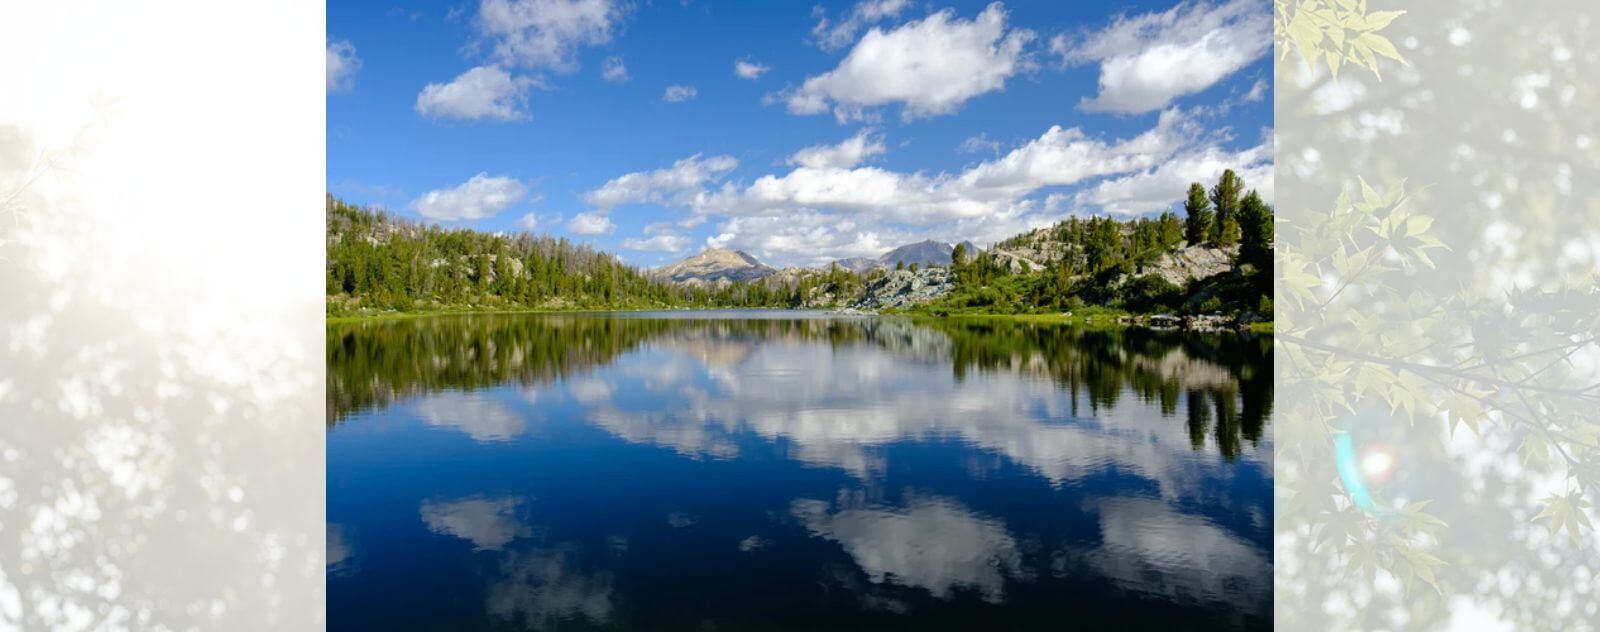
[848,268,953,310]
[989,250,1044,274]
[1140,245,1235,286]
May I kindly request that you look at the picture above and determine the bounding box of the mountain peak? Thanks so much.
[655,247,776,284]
[877,240,956,268]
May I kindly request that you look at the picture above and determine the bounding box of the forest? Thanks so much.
[914,169,1274,317]
[326,195,797,313]
[327,167,1272,319]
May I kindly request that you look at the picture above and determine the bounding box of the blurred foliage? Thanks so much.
[1277,0,1406,79]
[1276,0,1600,628]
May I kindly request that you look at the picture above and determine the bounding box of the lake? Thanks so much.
[326,311,1273,630]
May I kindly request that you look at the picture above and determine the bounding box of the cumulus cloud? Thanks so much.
[663,84,697,102]
[811,0,912,51]
[580,110,1218,265]
[567,212,616,235]
[698,107,1194,224]
[584,153,737,210]
[601,56,629,82]
[515,213,548,232]
[786,131,886,170]
[621,224,691,252]
[416,65,539,121]
[1055,0,1270,114]
[327,39,362,92]
[787,3,1033,121]
[475,0,625,72]
[734,58,769,80]
[409,173,528,221]
[1069,140,1272,216]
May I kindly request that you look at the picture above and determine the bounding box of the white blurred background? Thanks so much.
[1,3,324,630]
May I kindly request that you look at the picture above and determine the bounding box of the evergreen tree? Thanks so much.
[1237,189,1274,270]
[1217,214,1242,248]
[1209,169,1243,246]
[1083,217,1123,273]
[1157,212,1185,251]
[1183,183,1213,247]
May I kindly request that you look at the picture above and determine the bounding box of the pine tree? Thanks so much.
[1209,169,1243,246]
[1158,212,1184,251]
[1183,183,1213,247]
[1237,189,1274,270]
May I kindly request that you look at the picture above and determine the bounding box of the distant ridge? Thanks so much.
[876,240,956,268]
[653,248,778,284]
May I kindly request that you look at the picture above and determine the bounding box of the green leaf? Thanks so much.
[1359,32,1406,64]
[1361,10,1406,32]
[1533,493,1594,544]
[1359,176,1382,209]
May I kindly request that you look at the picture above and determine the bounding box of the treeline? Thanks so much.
[326,196,798,313]
[923,168,1273,316]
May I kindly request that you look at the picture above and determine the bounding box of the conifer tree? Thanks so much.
[1184,183,1213,247]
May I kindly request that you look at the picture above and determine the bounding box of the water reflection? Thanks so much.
[791,493,1022,603]
[419,495,533,552]
[486,545,616,628]
[328,313,1272,629]
[1086,497,1271,615]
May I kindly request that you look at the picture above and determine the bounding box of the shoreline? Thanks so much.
[328,306,1273,333]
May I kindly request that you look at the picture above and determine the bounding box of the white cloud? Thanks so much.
[786,131,886,170]
[958,132,1001,155]
[663,84,697,102]
[585,153,737,209]
[1069,140,1272,216]
[698,107,1194,224]
[734,58,769,80]
[410,173,528,221]
[580,110,1220,265]
[475,0,625,72]
[327,39,361,93]
[1055,0,1270,114]
[515,213,542,231]
[787,3,1034,121]
[811,0,912,51]
[621,224,690,252]
[1243,77,1267,102]
[700,212,894,265]
[567,212,616,235]
[416,65,539,121]
[601,55,629,82]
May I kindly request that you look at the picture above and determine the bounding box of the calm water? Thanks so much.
[327,311,1273,630]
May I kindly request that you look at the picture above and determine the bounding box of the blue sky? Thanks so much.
[328,0,1272,267]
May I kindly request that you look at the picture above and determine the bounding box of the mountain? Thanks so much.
[654,248,778,284]
[877,240,956,268]
[831,257,882,273]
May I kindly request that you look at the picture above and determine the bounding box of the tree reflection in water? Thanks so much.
[328,314,1270,461]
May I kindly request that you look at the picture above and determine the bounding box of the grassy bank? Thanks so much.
[328,303,1275,333]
